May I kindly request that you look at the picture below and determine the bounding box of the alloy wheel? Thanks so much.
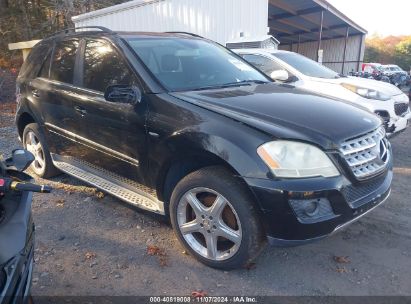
[25,131,45,174]
[177,187,242,261]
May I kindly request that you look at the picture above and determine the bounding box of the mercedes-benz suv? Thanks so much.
[15,27,393,269]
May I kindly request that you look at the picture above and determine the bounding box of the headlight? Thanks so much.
[341,83,390,101]
[257,141,339,178]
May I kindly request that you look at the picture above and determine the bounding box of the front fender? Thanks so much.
[161,130,270,179]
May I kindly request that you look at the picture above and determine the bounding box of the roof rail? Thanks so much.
[165,31,204,38]
[46,26,114,38]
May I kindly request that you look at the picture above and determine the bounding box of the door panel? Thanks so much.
[69,38,148,183]
[67,86,147,182]
[30,39,81,156]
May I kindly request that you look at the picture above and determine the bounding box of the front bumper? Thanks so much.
[244,164,393,245]
[371,94,410,136]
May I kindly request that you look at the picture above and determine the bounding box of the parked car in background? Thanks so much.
[362,63,385,75]
[360,63,391,83]
[15,28,393,269]
[383,64,408,76]
[234,49,410,136]
[382,65,410,88]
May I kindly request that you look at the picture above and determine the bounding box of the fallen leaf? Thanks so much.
[336,267,348,273]
[147,245,161,256]
[333,256,350,264]
[191,290,207,298]
[146,245,168,266]
[95,191,105,199]
[56,199,65,207]
[85,252,97,260]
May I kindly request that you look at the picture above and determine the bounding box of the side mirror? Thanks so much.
[5,149,34,171]
[104,85,142,104]
[270,70,289,82]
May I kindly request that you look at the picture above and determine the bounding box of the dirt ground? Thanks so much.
[1,101,411,297]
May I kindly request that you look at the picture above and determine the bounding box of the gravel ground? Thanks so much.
[1,102,411,296]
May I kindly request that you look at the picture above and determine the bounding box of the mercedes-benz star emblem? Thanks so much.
[379,139,388,163]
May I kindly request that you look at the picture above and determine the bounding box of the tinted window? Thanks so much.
[273,52,339,79]
[50,39,79,84]
[242,54,284,75]
[83,39,137,92]
[18,41,51,79]
[125,37,268,91]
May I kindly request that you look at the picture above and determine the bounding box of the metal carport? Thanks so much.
[268,0,367,74]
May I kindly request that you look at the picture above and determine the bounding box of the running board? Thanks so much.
[51,154,164,215]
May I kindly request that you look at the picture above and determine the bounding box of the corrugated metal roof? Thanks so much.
[268,0,367,45]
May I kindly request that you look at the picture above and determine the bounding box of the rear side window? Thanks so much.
[83,39,137,92]
[18,41,51,80]
[50,39,79,84]
[242,54,284,75]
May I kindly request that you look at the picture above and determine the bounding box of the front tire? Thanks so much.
[170,166,265,269]
[23,123,59,178]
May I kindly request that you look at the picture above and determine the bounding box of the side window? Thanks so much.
[38,51,52,78]
[83,39,137,92]
[50,39,79,84]
[19,42,51,80]
[242,54,284,75]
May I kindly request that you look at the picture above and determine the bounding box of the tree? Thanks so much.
[364,46,380,63]
[364,35,411,67]
[395,37,411,70]
[0,0,129,68]
[0,0,8,9]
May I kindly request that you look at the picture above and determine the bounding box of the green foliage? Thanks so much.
[364,35,411,70]
[364,46,381,63]
[394,38,411,70]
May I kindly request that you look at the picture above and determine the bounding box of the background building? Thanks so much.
[72,0,367,73]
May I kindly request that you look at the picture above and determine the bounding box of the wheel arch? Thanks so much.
[16,112,36,139]
[155,133,266,214]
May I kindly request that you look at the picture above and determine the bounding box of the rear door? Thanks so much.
[30,38,81,156]
[67,37,148,182]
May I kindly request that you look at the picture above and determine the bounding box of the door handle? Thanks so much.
[74,106,87,116]
[32,89,40,98]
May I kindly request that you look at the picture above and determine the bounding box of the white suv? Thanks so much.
[234,49,410,137]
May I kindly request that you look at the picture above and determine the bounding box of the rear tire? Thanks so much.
[22,123,59,178]
[170,166,265,269]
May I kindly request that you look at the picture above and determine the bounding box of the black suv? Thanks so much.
[15,27,392,269]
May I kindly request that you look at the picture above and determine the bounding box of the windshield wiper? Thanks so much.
[187,80,269,92]
[221,80,269,87]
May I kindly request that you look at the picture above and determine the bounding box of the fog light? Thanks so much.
[289,197,336,224]
[302,200,319,216]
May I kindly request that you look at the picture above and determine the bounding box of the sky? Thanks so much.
[327,0,411,37]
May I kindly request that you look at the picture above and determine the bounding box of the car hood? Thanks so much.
[312,76,404,96]
[170,83,381,150]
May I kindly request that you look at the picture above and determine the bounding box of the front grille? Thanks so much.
[341,171,391,208]
[340,127,389,179]
[394,103,409,116]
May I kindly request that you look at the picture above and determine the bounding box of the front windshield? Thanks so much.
[125,37,269,91]
[272,52,340,79]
